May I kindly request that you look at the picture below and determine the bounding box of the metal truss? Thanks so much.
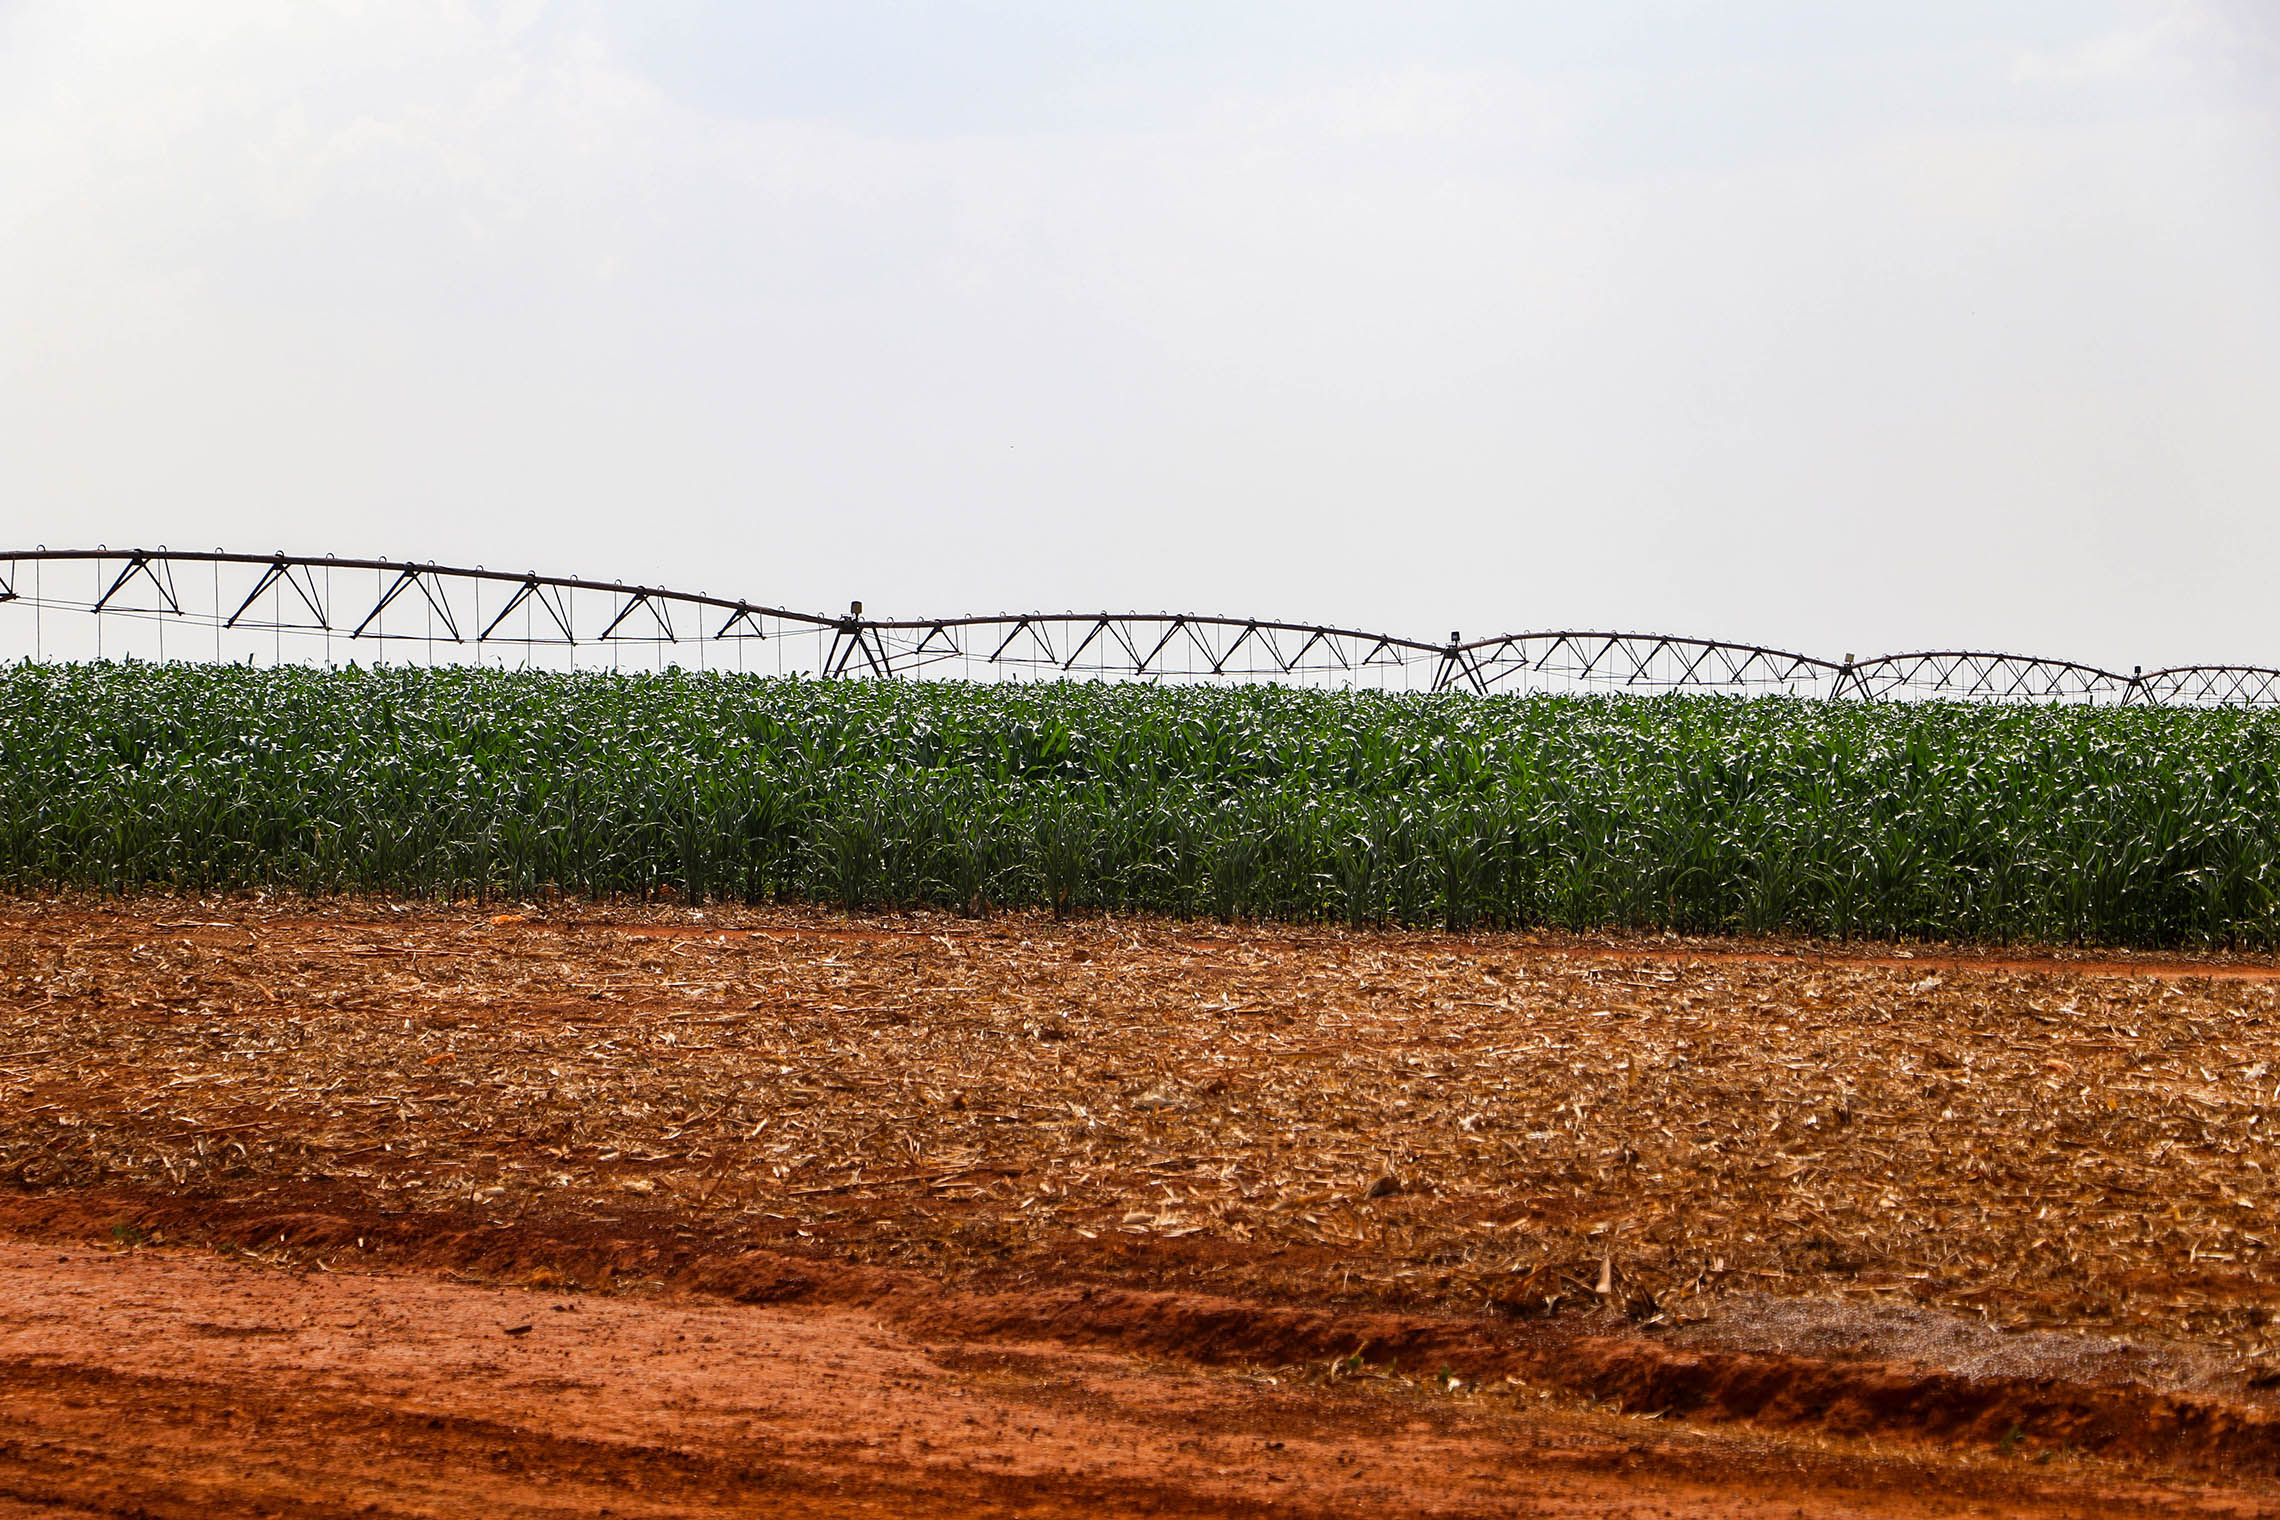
[0,549,838,672]
[7,547,2280,706]
[855,614,1440,685]
[2130,666,2280,707]
[1841,652,2131,704]
[1444,632,1839,696]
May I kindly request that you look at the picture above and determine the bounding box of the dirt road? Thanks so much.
[7,1239,2270,1518]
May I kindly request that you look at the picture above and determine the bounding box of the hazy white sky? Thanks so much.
[3,1,2275,666]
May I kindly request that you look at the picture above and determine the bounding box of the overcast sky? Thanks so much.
[3,1,2275,667]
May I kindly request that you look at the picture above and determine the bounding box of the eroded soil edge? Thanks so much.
[7,1184,2278,1482]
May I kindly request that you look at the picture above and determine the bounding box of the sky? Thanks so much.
[2,1,2275,668]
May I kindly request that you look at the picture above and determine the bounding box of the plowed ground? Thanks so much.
[6,896,2280,1515]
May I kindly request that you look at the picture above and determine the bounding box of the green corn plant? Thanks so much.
[8,662,2280,948]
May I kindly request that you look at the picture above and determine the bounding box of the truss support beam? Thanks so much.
[92,553,180,615]
[226,556,330,630]
[484,577,577,643]
[352,567,464,642]
[713,602,770,641]
[596,590,673,643]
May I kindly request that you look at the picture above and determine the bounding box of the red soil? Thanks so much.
[1,1187,2278,1515]
[3,1230,2272,1518]
[10,897,2280,1513]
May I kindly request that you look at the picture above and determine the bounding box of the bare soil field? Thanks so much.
[6,896,2280,1514]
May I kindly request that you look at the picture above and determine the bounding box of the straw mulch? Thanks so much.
[3,898,2275,1352]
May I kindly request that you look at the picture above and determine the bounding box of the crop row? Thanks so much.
[5,662,2280,947]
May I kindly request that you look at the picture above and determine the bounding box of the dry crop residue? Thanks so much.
[6,898,2280,1509]
[5,898,2275,1347]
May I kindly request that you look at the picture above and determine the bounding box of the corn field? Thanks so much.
[6,661,2280,947]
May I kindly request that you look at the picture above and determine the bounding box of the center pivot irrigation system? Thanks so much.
[5,547,2277,704]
